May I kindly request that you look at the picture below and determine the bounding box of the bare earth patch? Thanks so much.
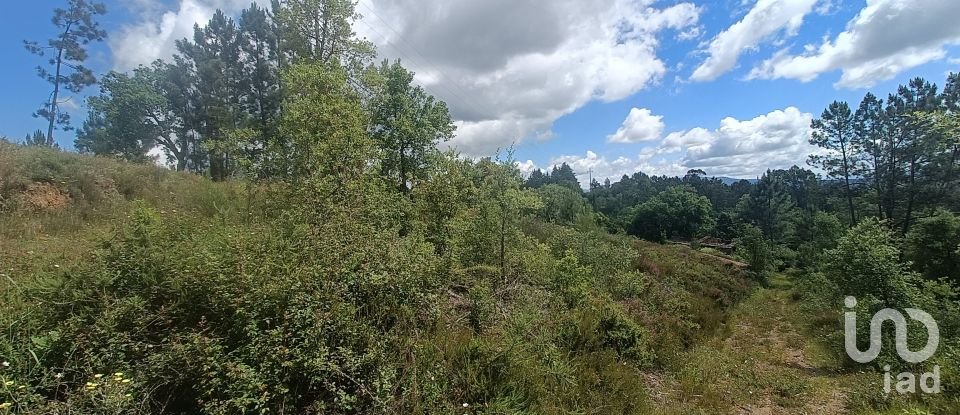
[19,182,70,212]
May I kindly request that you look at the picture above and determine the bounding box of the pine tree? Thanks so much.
[239,4,282,149]
[25,0,107,146]
[177,10,244,180]
[809,101,858,224]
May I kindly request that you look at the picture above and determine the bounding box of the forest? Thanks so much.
[2,0,960,414]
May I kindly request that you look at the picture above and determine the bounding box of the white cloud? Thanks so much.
[547,106,817,186]
[660,127,713,153]
[691,0,818,82]
[607,108,665,143]
[748,0,960,88]
[110,0,250,71]
[359,0,700,156]
[111,0,701,157]
[547,150,688,188]
[679,106,816,177]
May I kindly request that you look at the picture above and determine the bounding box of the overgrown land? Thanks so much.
[3,0,960,413]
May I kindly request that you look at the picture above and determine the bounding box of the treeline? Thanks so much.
[31,0,454,189]
[520,73,959,286]
[810,75,960,234]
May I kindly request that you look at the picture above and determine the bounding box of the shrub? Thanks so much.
[905,209,960,285]
[736,224,772,284]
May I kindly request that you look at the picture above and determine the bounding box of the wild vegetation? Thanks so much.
[3,0,960,414]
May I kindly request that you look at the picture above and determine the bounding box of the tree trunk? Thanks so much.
[47,45,65,146]
[839,134,856,225]
[902,159,918,235]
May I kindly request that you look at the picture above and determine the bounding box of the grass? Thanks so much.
[646,273,960,415]
[1,143,761,413]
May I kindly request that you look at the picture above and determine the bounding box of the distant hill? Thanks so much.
[715,176,759,185]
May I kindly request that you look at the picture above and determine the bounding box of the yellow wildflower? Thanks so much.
[122,379,131,384]
[114,372,124,377]
[0,402,12,409]
[93,374,104,379]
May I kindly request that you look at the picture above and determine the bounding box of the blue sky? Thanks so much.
[2,0,959,183]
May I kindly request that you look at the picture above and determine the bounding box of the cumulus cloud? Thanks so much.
[691,0,818,82]
[111,0,700,156]
[110,0,250,71]
[358,0,700,156]
[748,0,960,88]
[607,108,665,143]
[546,107,816,187]
[679,106,815,176]
[660,127,713,153]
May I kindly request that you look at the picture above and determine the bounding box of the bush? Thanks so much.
[628,187,713,242]
[736,224,772,284]
[905,209,960,285]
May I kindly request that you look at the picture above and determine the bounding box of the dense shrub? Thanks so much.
[905,209,960,285]
[0,144,754,413]
[736,224,772,284]
[628,186,713,242]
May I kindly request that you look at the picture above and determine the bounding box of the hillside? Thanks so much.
[1,143,757,413]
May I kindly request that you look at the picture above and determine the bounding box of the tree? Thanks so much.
[853,92,889,219]
[412,151,475,256]
[628,186,713,242]
[274,0,374,66]
[536,184,592,225]
[177,10,244,180]
[23,130,48,147]
[76,65,192,167]
[795,211,843,270]
[455,153,541,281]
[524,169,549,188]
[550,163,581,191]
[238,3,282,149]
[714,212,737,241]
[905,209,960,285]
[737,224,772,284]
[369,60,454,193]
[736,170,796,242]
[24,0,107,146]
[824,219,916,306]
[809,101,858,224]
[75,72,153,162]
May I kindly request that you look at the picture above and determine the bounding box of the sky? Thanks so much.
[2,0,959,186]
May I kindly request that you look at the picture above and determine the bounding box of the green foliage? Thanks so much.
[368,59,455,194]
[809,101,858,224]
[24,0,107,145]
[794,211,844,270]
[535,184,593,226]
[525,163,581,192]
[735,170,797,242]
[0,144,761,413]
[274,0,374,66]
[736,224,772,284]
[905,209,960,284]
[823,218,916,306]
[76,69,168,163]
[628,186,713,242]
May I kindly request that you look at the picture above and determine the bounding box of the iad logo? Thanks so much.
[843,296,941,394]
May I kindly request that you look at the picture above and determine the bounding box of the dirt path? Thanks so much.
[648,274,852,415]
